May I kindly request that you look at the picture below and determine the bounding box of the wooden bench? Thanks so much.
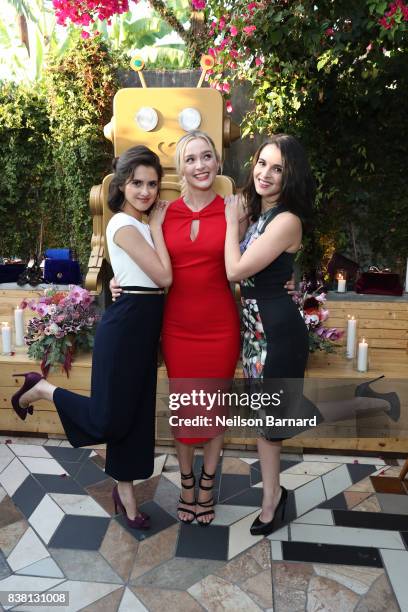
[1,288,407,460]
[321,293,408,351]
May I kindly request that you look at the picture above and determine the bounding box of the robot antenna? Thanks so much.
[130,55,147,88]
[197,55,215,88]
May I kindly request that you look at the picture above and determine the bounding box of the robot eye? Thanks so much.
[135,107,159,131]
[178,107,202,131]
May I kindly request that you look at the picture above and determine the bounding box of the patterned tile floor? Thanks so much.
[0,436,407,611]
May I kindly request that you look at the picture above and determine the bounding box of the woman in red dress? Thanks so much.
[161,131,241,525]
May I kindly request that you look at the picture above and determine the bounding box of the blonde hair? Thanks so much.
[175,131,221,196]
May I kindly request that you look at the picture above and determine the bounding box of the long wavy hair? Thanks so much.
[108,145,163,213]
[175,130,221,197]
[242,134,315,224]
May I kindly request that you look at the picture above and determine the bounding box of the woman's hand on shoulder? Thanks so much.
[234,192,248,222]
[149,200,169,230]
[109,276,122,301]
[224,194,240,225]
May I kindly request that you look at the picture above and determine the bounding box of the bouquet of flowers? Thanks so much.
[21,285,99,376]
[293,281,344,353]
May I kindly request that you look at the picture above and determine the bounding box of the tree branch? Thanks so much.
[148,0,188,42]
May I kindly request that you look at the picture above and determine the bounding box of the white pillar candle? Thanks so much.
[346,315,357,359]
[337,275,346,293]
[14,307,25,346]
[357,338,368,372]
[1,322,12,354]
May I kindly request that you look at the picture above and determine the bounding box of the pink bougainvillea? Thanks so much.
[52,0,131,34]
[379,0,408,29]
[243,25,257,35]
[191,0,206,9]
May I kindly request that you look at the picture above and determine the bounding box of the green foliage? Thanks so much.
[0,82,50,257]
[0,38,119,267]
[43,39,118,265]
[207,0,408,272]
[308,334,339,354]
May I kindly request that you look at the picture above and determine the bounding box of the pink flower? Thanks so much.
[222,82,231,93]
[226,100,233,113]
[325,27,334,36]
[366,42,373,53]
[319,309,329,322]
[191,0,206,9]
[36,303,49,317]
[230,25,238,36]
[81,30,90,39]
[243,25,257,35]
[321,327,343,341]
[255,56,263,66]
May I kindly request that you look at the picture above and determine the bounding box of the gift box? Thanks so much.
[355,272,403,296]
[44,259,81,285]
[44,259,81,284]
[0,263,26,283]
[43,247,81,285]
[44,248,72,260]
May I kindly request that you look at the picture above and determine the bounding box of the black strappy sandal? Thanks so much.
[196,467,216,527]
[177,471,196,524]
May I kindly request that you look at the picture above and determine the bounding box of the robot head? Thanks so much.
[104,56,240,169]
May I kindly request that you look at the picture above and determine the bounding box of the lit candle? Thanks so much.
[346,315,357,359]
[357,338,368,372]
[1,322,12,354]
[14,306,25,346]
[337,274,346,293]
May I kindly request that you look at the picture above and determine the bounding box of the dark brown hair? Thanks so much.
[242,134,315,224]
[108,145,163,213]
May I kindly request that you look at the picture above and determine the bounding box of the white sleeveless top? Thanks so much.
[106,212,159,288]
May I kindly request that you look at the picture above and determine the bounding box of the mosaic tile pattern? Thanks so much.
[0,438,406,611]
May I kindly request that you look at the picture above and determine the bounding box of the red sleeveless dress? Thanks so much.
[162,195,240,443]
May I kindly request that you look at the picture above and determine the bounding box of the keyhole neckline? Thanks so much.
[181,194,218,216]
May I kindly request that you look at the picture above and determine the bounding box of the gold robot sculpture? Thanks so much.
[85,55,240,293]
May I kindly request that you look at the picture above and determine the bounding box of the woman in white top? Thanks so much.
[11,146,172,530]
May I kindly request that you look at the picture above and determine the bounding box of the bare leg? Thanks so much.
[196,433,224,524]
[117,481,139,520]
[174,439,195,522]
[19,379,56,407]
[257,436,283,523]
[317,397,390,422]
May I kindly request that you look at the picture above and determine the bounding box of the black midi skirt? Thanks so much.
[53,291,164,481]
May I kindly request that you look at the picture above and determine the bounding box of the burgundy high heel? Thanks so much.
[112,484,150,521]
[112,484,150,529]
[11,372,43,421]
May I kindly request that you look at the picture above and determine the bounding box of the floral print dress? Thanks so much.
[240,209,276,380]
